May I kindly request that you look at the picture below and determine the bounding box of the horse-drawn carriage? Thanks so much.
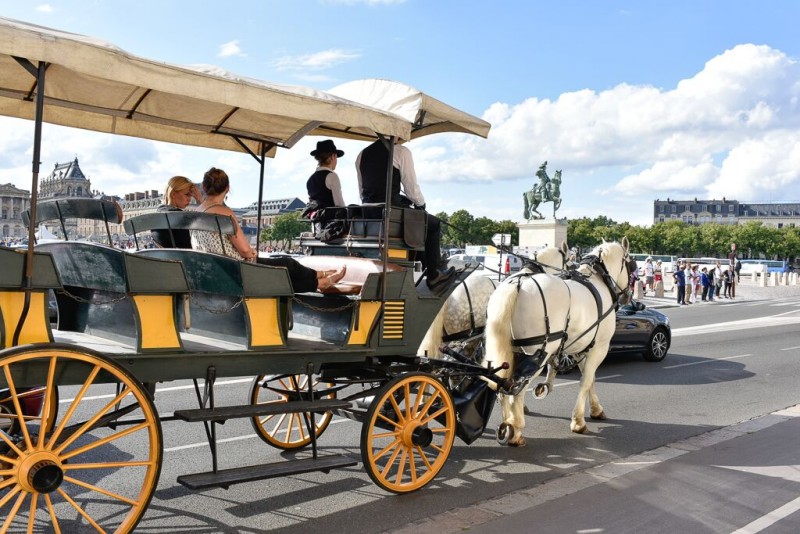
[0,17,515,532]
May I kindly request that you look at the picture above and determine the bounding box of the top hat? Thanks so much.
[310,139,344,157]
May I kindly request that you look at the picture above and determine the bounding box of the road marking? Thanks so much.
[780,345,800,351]
[721,464,800,533]
[663,354,751,369]
[672,314,800,337]
[61,377,253,403]
[163,418,354,452]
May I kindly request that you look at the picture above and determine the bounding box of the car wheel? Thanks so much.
[643,327,670,362]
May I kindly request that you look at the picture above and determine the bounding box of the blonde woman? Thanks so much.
[193,167,345,293]
[152,175,202,248]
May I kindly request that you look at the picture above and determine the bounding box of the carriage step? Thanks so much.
[174,399,352,423]
[177,455,358,490]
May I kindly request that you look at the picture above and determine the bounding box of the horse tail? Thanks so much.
[418,304,446,358]
[484,280,520,379]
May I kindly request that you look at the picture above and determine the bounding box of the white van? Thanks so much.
[448,253,524,277]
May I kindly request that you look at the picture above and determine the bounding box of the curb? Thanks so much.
[389,404,800,534]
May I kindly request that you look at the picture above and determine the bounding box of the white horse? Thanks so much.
[419,243,570,361]
[483,238,633,445]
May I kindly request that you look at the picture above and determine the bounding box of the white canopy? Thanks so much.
[35,224,56,240]
[329,79,491,140]
[0,17,411,155]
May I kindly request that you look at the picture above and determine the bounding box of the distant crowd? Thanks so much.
[632,256,741,305]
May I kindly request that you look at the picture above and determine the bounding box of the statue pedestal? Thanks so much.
[518,218,568,249]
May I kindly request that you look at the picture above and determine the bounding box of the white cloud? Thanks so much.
[36,4,53,13]
[272,49,361,72]
[3,44,800,228]
[217,40,246,58]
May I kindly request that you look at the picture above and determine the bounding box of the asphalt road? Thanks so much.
[36,294,800,533]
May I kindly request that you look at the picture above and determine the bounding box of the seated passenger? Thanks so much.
[151,175,202,248]
[192,167,345,293]
[307,139,346,209]
[356,139,455,289]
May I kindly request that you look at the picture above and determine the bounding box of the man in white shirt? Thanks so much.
[356,139,454,289]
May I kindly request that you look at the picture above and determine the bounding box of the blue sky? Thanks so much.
[2,0,800,226]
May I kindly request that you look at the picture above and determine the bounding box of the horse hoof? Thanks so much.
[509,436,527,447]
[590,411,607,421]
[496,423,514,446]
[571,424,587,434]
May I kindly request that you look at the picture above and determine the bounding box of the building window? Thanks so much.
[658,205,664,213]
[658,216,665,223]
[728,205,734,212]
[671,205,676,213]
[1,208,6,219]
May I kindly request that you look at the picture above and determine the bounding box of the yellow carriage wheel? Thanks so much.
[249,374,334,450]
[0,344,162,534]
[361,372,456,494]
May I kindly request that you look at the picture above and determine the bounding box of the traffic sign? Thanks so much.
[492,233,511,247]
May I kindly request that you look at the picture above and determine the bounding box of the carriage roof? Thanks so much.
[329,78,491,140]
[0,16,412,154]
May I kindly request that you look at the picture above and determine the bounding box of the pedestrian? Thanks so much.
[714,261,723,298]
[685,263,696,304]
[644,257,654,294]
[707,264,716,301]
[654,260,663,289]
[723,267,732,298]
[735,258,742,283]
[673,262,686,305]
[700,267,710,301]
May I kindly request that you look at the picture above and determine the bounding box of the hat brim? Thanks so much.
[310,149,345,157]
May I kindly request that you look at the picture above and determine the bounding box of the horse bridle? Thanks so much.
[529,247,567,273]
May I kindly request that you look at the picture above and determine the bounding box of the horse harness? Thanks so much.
[509,252,633,359]
[441,277,499,343]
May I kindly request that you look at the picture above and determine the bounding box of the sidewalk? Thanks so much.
[638,280,800,309]
[392,404,800,533]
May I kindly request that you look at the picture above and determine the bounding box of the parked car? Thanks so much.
[610,300,671,362]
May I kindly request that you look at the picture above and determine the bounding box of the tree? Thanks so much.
[445,210,476,247]
[269,211,309,250]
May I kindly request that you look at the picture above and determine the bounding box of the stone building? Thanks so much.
[0,183,30,241]
[653,198,800,228]
[39,157,98,239]
[241,198,306,228]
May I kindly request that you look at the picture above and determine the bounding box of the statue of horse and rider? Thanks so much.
[523,161,562,220]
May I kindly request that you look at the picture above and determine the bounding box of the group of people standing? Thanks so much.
[672,259,737,305]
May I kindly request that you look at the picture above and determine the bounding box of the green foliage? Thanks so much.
[265,211,308,249]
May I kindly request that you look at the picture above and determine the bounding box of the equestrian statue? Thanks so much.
[523,161,562,221]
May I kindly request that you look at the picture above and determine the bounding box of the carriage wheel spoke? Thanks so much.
[394,447,408,485]
[376,412,402,429]
[371,430,397,439]
[380,443,403,478]
[295,414,307,441]
[54,387,133,455]
[373,438,401,462]
[388,395,405,424]
[27,492,39,534]
[47,364,101,450]
[57,487,106,533]
[39,356,58,448]
[0,483,22,508]
[411,383,428,418]
[1,489,28,532]
[403,383,412,419]
[63,475,138,507]
[0,476,18,491]
[2,365,33,450]
[60,421,149,461]
[408,448,418,482]
[415,445,434,470]
[416,390,441,421]
[44,494,62,534]
[0,431,24,458]
[0,453,20,467]
[419,405,449,426]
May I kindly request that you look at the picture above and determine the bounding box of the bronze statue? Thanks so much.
[523,161,562,220]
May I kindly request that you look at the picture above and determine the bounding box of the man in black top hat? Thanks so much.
[356,139,455,289]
